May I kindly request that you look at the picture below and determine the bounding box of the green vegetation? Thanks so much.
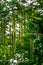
[0,0,43,65]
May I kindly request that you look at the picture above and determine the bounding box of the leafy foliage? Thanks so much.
[0,0,43,65]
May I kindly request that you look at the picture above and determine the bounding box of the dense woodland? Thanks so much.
[0,0,43,65]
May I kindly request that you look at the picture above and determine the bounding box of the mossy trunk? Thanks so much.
[19,12,23,46]
[10,13,16,58]
[30,39,34,64]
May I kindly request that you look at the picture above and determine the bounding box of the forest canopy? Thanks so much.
[0,0,43,65]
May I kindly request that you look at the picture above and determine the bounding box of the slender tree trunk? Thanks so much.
[19,12,23,46]
[2,19,5,45]
[30,38,34,64]
[10,13,16,58]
